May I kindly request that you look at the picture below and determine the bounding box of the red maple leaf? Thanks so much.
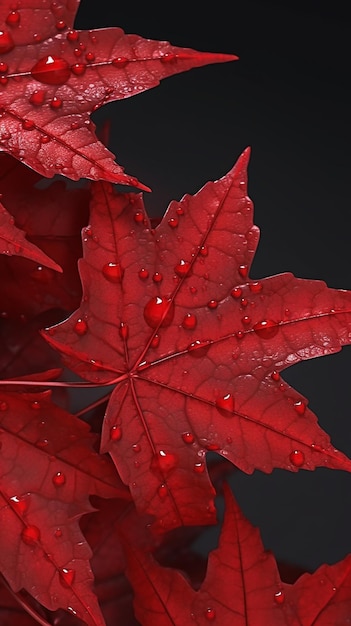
[122,483,351,625]
[42,149,351,532]
[0,0,236,187]
[0,390,129,626]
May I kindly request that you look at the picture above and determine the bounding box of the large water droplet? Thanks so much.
[71,62,86,76]
[59,568,75,587]
[205,607,216,620]
[31,55,70,85]
[144,296,174,328]
[187,339,210,358]
[274,590,285,604]
[152,272,163,283]
[102,262,123,282]
[112,56,129,68]
[174,259,191,277]
[10,495,29,515]
[193,462,205,473]
[138,268,149,280]
[289,450,305,467]
[253,319,279,339]
[215,393,235,416]
[0,31,15,53]
[238,265,248,279]
[29,89,46,106]
[249,281,263,293]
[6,11,21,26]
[231,287,242,299]
[21,525,41,546]
[294,400,306,415]
[271,371,280,382]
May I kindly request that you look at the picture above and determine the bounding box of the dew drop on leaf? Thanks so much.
[21,525,41,546]
[157,484,168,499]
[187,340,210,358]
[168,217,178,228]
[6,11,21,26]
[207,300,218,309]
[112,57,129,68]
[271,371,280,382]
[132,444,141,453]
[205,607,216,620]
[29,89,46,106]
[238,264,248,279]
[182,432,195,444]
[174,259,191,276]
[182,313,197,329]
[30,401,41,410]
[50,97,63,109]
[54,528,62,538]
[151,334,160,348]
[133,211,144,223]
[144,296,174,328]
[22,119,35,131]
[71,63,86,76]
[241,315,251,325]
[74,318,88,336]
[66,29,79,42]
[289,450,305,467]
[102,262,123,282]
[253,319,279,339]
[10,495,29,515]
[31,55,71,85]
[231,287,242,299]
[294,400,306,415]
[59,568,75,587]
[249,281,263,293]
[151,450,178,474]
[274,590,285,604]
[138,268,149,280]
[0,31,15,53]
[194,462,205,473]
[110,425,122,441]
[215,393,235,416]
[119,322,129,339]
[52,471,66,486]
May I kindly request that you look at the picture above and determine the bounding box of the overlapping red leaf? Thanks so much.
[42,149,351,533]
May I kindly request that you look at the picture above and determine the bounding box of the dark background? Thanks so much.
[75,1,351,573]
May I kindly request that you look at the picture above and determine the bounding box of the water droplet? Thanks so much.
[6,11,21,26]
[182,432,195,444]
[144,296,174,328]
[66,29,79,41]
[205,442,220,451]
[271,371,280,382]
[174,259,191,277]
[74,318,88,336]
[231,287,242,299]
[102,262,123,283]
[133,211,144,223]
[22,119,35,131]
[52,471,66,486]
[249,281,263,293]
[31,55,70,85]
[59,568,75,587]
[193,462,205,473]
[30,401,41,410]
[0,62,8,73]
[10,495,29,515]
[289,450,305,467]
[187,339,210,358]
[151,334,160,348]
[110,425,122,441]
[253,320,279,339]
[54,528,62,538]
[168,217,178,228]
[215,393,235,416]
[50,97,63,109]
[71,62,86,76]
[119,322,129,339]
[152,272,163,283]
[200,245,208,256]
[207,300,218,309]
[112,56,129,68]
[85,51,95,62]
[182,313,197,329]
[0,401,8,411]
[138,268,149,280]
[238,265,248,279]
[21,525,41,546]
[158,484,168,498]
[274,590,285,605]
[0,31,14,53]
[29,89,46,106]
[132,444,141,453]
[55,19,66,30]
[151,450,177,474]
[40,134,51,144]
[240,298,248,308]
[241,316,251,325]
[294,400,306,415]
[205,607,216,620]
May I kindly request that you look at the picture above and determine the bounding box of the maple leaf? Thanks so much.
[122,483,351,625]
[0,154,89,318]
[0,0,236,186]
[0,390,130,626]
[42,149,351,533]
[0,199,62,271]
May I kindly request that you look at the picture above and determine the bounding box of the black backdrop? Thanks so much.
[74,0,351,573]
